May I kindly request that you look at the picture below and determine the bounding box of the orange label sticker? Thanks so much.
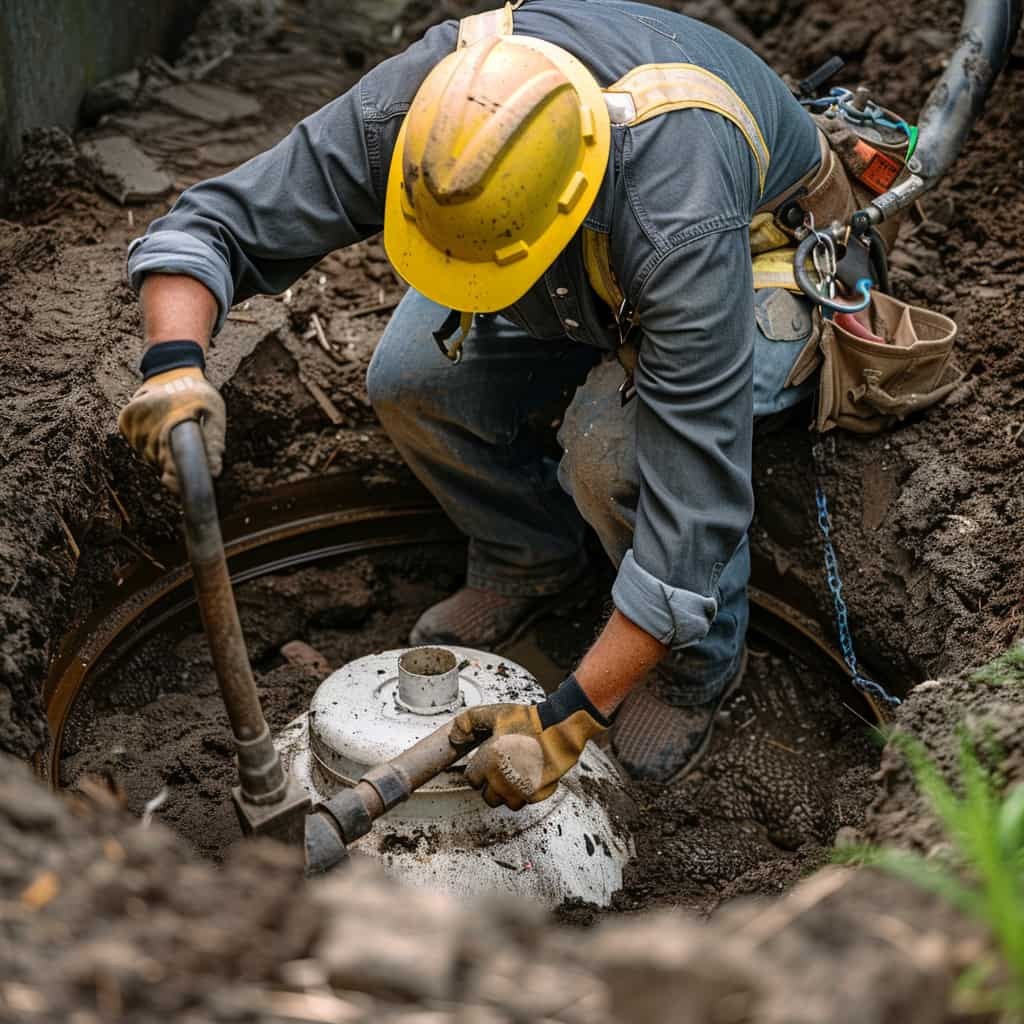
[854,140,901,194]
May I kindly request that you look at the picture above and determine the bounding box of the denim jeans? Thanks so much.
[367,287,816,700]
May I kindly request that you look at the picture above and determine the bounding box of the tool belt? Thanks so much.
[758,115,961,432]
[457,5,961,434]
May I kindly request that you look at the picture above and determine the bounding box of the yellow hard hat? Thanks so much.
[384,34,611,313]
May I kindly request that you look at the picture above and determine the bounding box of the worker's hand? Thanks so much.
[119,365,225,495]
[448,676,609,811]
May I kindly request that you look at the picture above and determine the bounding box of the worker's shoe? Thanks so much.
[611,648,748,784]
[410,570,589,649]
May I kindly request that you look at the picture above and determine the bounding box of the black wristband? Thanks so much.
[536,674,610,730]
[139,340,206,380]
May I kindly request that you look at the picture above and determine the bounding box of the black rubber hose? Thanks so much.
[870,0,1023,221]
[913,0,1022,186]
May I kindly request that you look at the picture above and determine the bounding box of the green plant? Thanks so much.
[838,733,1024,1019]
[971,641,1024,687]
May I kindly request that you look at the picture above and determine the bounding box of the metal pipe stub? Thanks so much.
[169,420,288,806]
[304,717,481,876]
[396,646,462,714]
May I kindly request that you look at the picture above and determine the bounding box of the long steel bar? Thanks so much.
[169,420,287,805]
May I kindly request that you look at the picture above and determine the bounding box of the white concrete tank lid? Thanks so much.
[309,645,542,787]
[279,645,634,908]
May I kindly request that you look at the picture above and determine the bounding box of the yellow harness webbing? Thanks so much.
[457,2,518,48]
[603,63,769,195]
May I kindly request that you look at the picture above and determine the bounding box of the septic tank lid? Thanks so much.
[308,645,543,785]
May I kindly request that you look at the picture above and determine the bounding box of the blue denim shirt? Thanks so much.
[128,0,820,651]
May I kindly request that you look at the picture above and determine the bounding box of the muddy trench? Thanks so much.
[55,524,880,918]
[1,0,1022,1020]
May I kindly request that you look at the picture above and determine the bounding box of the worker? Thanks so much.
[118,0,853,808]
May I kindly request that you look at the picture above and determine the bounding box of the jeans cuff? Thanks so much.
[466,552,587,598]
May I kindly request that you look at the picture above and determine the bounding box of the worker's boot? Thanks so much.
[611,648,748,784]
[410,571,589,649]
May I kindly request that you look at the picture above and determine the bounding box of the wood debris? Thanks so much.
[310,312,334,355]
[302,379,343,425]
[56,514,80,560]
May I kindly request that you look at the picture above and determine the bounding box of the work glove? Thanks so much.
[449,675,609,811]
[118,340,225,495]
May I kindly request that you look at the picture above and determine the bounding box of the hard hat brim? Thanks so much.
[384,37,611,314]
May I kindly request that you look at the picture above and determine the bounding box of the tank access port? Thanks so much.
[279,645,633,908]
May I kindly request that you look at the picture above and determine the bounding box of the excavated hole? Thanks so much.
[59,530,882,920]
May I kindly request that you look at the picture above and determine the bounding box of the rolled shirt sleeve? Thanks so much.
[611,225,756,649]
[126,22,458,333]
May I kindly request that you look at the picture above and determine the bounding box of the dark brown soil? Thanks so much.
[1,749,983,1024]
[867,671,1024,853]
[606,645,878,919]
[0,0,1022,1018]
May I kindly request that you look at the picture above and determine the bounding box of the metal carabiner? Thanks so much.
[794,231,873,315]
[432,310,473,364]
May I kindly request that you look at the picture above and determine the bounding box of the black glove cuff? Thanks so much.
[536,674,610,730]
[140,340,206,381]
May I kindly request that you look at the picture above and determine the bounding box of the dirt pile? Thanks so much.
[0,756,312,1023]
[0,753,982,1024]
[867,664,1024,853]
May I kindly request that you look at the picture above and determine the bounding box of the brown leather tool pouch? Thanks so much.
[790,293,961,434]
[797,131,858,229]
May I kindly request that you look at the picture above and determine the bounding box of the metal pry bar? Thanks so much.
[303,719,484,876]
[170,419,311,842]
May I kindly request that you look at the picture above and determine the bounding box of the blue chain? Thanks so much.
[814,480,901,711]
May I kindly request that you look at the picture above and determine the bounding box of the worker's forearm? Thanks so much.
[140,274,218,351]
[574,609,668,717]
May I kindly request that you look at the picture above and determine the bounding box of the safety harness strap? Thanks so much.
[457,3,518,49]
[604,63,770,195]
[583,65,772,313]
[751,249,804,291]
[581,230,622,313]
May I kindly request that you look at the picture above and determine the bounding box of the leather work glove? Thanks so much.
[118,341,225,495]
[449,676,609,811]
